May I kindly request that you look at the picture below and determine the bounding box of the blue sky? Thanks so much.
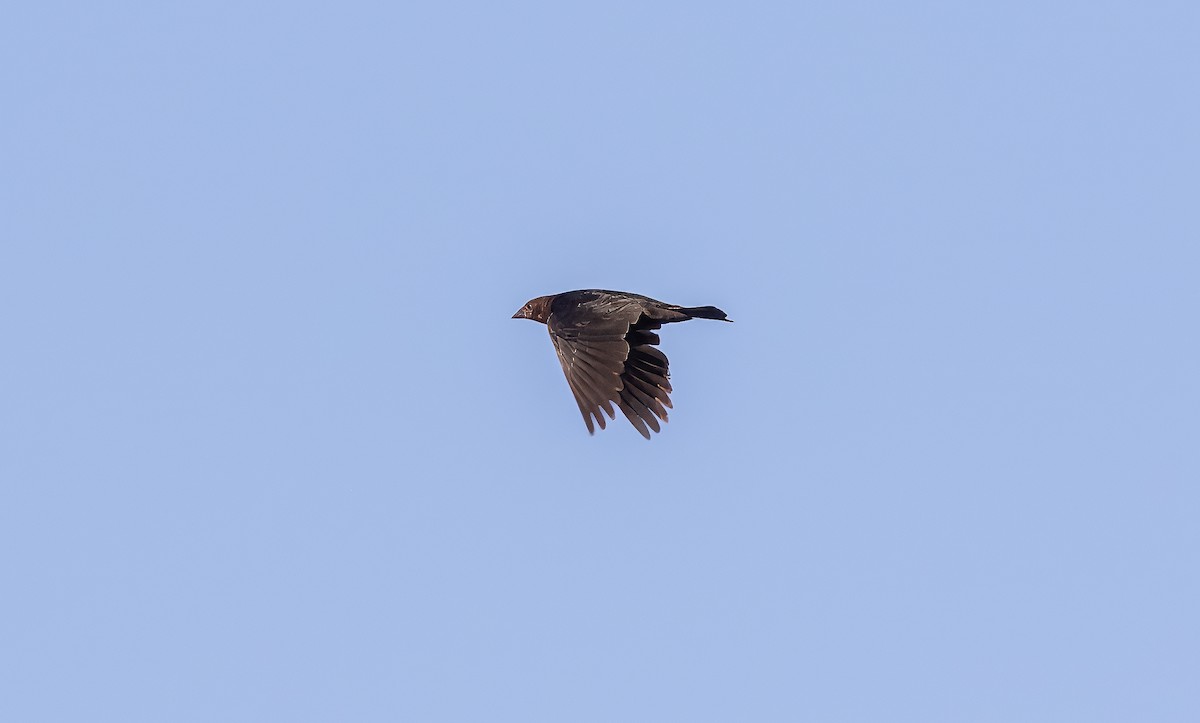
[3,2,1198,721]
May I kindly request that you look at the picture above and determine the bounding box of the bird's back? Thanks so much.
[549,290,652,329]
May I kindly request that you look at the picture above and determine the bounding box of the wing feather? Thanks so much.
[619,389,662,435]
[617,400,652,439]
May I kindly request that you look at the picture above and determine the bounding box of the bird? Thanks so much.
[512,289,730,439]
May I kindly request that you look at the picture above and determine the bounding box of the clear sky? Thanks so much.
[3,2,1198,721]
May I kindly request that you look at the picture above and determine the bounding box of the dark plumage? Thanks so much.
[512,289,730,439]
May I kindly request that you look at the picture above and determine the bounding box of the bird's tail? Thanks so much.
[677,305,731,322]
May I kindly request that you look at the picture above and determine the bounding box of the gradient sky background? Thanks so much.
[3,2,1198,721]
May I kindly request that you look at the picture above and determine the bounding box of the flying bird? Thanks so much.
[512,289,730,439]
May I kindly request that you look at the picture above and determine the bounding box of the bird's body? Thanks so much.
[512,289,729,438]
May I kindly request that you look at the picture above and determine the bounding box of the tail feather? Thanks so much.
[677,305,731,322]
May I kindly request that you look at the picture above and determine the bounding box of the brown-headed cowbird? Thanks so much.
[512,289,730,439]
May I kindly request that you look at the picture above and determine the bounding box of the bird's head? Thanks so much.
[512,296,552,324]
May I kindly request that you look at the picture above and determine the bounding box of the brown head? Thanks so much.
[512,295,553,323]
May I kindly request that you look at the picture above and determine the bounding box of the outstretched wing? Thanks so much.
[548,302,675,438]
[614,318,674,439]
[548,330,629,434]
